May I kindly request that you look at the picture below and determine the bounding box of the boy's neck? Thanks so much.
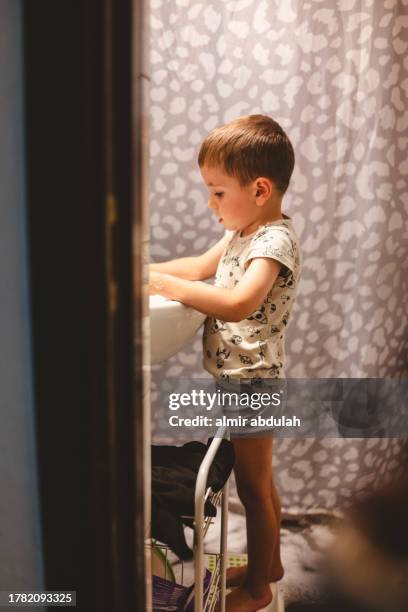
[241,198,285,237]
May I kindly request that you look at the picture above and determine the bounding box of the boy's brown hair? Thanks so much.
[198,114,295,194]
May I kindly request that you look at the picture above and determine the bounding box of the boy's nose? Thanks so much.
[207,198,216,210]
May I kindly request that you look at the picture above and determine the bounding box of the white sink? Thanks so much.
[149,295,206,364]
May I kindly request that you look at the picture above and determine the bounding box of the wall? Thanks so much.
[0,0,44,592]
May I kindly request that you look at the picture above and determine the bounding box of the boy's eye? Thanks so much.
[215,192,224,198]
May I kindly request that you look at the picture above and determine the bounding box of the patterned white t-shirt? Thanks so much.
[203,217,301,381]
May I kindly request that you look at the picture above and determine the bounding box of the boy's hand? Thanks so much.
[149,269,164,296]
[148,235,229,281]
[147,257,282,322]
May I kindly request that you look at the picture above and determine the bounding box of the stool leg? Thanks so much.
[220,477,229,612]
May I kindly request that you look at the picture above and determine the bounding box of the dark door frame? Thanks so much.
[23,1,146,610]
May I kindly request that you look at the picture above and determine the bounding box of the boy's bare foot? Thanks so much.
[226,564,284,588]
[224,584,272,611]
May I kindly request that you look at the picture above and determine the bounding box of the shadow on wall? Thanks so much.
[315,471,408,612]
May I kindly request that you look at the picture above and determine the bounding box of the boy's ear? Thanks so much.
[254,177,274,202]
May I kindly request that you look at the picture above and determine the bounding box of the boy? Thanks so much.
[150,115,300,611]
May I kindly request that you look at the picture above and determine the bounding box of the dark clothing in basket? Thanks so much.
[151,438,234,560]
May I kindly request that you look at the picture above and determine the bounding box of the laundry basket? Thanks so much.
[149,427,230,612]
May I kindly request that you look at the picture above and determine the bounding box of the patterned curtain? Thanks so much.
[149,0,408,511]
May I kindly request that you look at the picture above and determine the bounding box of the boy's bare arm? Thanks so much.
[149,257,282,322]
[150,234,229,281]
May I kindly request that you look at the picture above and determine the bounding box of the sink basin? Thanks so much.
[149,295,206,364]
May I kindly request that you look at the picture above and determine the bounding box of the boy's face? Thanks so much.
[200,165,258,235]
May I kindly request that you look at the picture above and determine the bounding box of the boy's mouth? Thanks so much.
[218,217,223,223]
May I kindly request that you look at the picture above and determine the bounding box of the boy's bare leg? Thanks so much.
[226,438,284,590]
[224,437,278,611]
[269,475,284,579]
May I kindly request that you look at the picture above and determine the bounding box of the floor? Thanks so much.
[175,501,339,608]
